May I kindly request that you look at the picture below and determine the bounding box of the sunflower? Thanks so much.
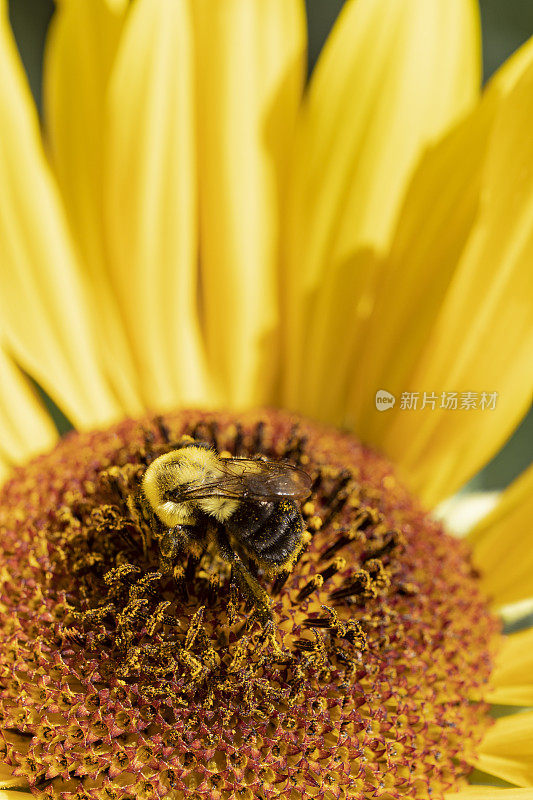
[0,0,532,799]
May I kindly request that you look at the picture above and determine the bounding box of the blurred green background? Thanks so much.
[6,0,533,491]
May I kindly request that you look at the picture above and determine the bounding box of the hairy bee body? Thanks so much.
[139,439,312,623]
[226,498,304,569]
[142,446,240,527]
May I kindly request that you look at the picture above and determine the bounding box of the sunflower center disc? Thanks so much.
[0,409,498,800]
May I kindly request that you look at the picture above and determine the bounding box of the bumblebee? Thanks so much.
[140,437,312,623]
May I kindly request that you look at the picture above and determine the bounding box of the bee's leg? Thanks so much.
[127,490,156,559]
[213,524,273,626]
[158,525,194,574]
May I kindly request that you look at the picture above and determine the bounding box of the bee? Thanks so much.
[139,437,312,624]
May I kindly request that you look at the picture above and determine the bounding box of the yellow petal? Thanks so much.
[0,3,121,429]
[0,792,32,800]
[447,790,533,799]
[43,0,142,415]
[500,599,533,628]
[345,33,533,445]
[487,33,533,97]
[360,59,533,507]
[436,490,500,537]
[0,345,57,464]
[282,0,481,407]
[0,757,29,792]
[469,711,533,787]
[104,0,214,410]
[294,247,380,421]
[345,96,496,436]
[486,628,533,706]
[0,777,29,792]
[311,93,493,426]
[468,465,533,606]
[192,0,306,407]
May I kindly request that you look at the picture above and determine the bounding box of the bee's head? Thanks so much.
[173,435,213,452]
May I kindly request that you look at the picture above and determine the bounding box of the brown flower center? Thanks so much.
[0,409,498,800]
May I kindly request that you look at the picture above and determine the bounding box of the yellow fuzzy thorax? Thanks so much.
[141,445,239,527]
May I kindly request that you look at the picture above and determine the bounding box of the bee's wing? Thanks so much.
[171,458,312,503]
[218,458,312,500]
[171,477,245,503]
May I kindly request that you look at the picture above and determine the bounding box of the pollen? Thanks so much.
[0,409,498,799]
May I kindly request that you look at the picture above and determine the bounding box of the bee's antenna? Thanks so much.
[154,415,171,443]
[252,420,265,453]
[233,423,245,456]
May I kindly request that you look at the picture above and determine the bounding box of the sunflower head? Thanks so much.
[0,408,499,799]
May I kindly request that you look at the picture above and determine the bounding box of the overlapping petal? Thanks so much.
[343,37,533,467]
[486,628,533,706]
[43,0,142,415]
[447,789,533,799]
[468,711,533,787]
[0,343,56,464]
[488,33,533,96]
[282,0,481,407]
[345,98,495,436]
[192,0,306,407]
[0,2,121,429]
[104,0,213,409]
[353,57,533,506]
[468,464,533,606]
[0,761,29,793]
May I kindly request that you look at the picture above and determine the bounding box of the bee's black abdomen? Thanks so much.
[259,518,302,565]
[230,500,273,541]
[228,499,304,567]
